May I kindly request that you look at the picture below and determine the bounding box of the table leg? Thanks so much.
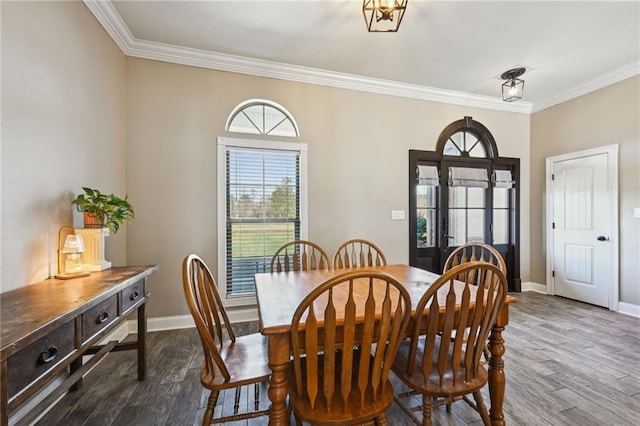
[1,361,8,426]
[267,334,291,425]
[488,323,506,426]
[137,301,147,381]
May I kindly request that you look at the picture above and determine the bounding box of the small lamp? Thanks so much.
[362,0,408,32]
[55,226,90,279]
[501,68,526,102]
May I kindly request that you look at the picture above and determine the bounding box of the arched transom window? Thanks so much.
[226,99,299,137]
[437,116,498,159]
[443,131,487,158]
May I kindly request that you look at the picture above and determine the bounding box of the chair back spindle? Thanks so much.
[333,239,387,269]
[444,242,506,278]
[270,240,330,272]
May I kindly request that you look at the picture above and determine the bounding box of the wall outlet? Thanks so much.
[391,210,405,220]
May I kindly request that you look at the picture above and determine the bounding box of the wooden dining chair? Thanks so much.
[391,262,507,426]
[444,242,506,276]
[332,238,387,269]
[443,242,506,363]
[270,240,330,272]
[182,254,270,425]
[288,270,412,425]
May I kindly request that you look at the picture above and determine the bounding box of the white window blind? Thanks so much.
[226,147,300,296]
[493,169,514,188]
[417,165,439,186]
[449,167,489,188]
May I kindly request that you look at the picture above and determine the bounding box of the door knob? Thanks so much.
[596,236,609,241]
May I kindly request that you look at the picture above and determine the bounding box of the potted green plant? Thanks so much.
[71,187,135,234]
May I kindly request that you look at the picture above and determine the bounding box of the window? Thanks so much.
[219,100,304,306]
[443,130,487,158]
[218,138,308,306]
[226,99,299,137]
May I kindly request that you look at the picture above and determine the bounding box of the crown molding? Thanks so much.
[84,0,134,52]
[84,0,532,113]
[531,61,640,113]
[129,37,533,114]
[85,0,639,116]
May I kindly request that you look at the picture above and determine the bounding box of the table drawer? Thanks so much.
[82,295,118,342]
[121,280,145,313]
[6,320,75,399]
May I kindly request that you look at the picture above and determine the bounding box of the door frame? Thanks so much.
[409,150,521,291]
[545,144,619,310]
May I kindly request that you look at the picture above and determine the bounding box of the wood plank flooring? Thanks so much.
[37,292,640,425]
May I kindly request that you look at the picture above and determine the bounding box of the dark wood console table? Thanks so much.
[0,265,158,425]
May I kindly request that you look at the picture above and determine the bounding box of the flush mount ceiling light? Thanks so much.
[362,0,408,32]
[501,68,526,102]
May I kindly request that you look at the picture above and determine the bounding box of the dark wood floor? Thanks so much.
[38,292,640,425]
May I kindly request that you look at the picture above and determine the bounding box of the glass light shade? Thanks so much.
[65,253,84,274]
[501,78,524,102]
[62,234,85,254]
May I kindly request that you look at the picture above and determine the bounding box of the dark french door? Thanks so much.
[408,117,520,291]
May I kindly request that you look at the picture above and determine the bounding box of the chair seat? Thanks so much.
[392,337,488,398]
[200,332,271,390]
[288,350,395,425]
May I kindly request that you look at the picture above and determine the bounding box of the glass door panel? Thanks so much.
[493,187,510,245]
[416,185,437,247]
[448,188,486,245]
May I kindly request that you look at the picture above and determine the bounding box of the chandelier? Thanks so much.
[362,0,408,32]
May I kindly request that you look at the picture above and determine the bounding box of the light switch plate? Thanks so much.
[633,208,640,219]
[391,210,405,220]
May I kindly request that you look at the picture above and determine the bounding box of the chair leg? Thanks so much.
[254,382,260,411]
[375,413,389,426]
[233,386,241,415]
[203,390,219,426]
[421,394,433,426]
[472,390,491,426]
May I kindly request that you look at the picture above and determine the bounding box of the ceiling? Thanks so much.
[93,1,640,113]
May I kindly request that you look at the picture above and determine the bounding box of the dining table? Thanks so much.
[254,264,517,426]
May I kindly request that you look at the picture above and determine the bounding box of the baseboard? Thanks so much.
[618,301,640,318]
[521,281,548,294]
[142,306,259,333]
[517,284,639,318]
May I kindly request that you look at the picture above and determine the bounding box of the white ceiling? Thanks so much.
[94,0,640,113]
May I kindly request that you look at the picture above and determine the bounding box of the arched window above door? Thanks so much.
[435,116,499,159]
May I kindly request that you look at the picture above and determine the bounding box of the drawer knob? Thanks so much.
[96,312,110,324]
[129,291,140,301]
[38,346,58,364]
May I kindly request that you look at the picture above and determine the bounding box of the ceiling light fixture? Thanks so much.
[501,68,526,102]
[362,0,408,32]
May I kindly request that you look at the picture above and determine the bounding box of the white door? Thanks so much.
[551,153,612,307]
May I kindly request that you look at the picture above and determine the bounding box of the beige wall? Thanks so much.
[1,1,541,321]
[1,1,127,292]
[125,58,531,318]
[530,76,640,305]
